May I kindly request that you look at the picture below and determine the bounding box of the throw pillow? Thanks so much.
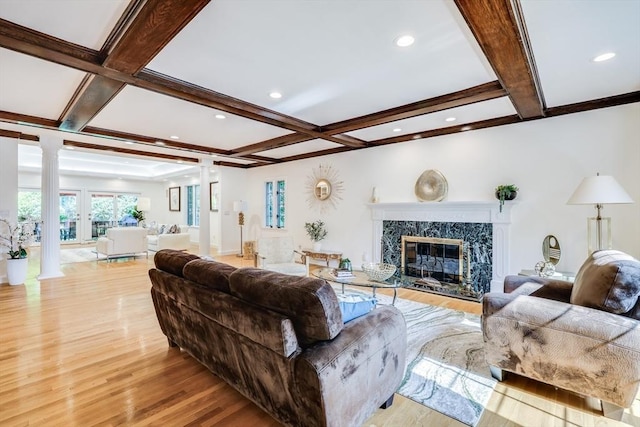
[570,249,640,316]
[336,292,377,323]
[168,224,179,234]
[159,225,166,234]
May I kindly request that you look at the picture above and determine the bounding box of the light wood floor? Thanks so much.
[1,248,638,426]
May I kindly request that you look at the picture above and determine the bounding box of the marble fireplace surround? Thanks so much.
[368,202,513,293]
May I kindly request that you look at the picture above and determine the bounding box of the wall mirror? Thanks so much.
[542,235,561,265]
[314,179,332,200]
[306,164,344,213]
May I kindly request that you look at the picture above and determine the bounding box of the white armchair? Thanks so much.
[96,227,148,261]
[254,236,309,276]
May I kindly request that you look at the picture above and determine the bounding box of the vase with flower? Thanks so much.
[1,218,35,285]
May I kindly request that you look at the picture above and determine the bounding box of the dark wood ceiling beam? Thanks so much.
[231,133,312,157]
[544,91,640,117]
[59,0,210,132]
[63,140,200,163]
[0,129,39,141]
[322,81,507,134]
[58,75,126,131]
[0,110,60,128]
[454,0,544,119]
[371,115,521,146]
[102,0,210,74]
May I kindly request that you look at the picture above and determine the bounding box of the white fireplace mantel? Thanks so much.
[368,201,514,293]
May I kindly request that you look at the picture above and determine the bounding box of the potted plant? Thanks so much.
[304,220,327,251]
[338,257,352,271]
[495,184,519,212]
[0,218,35,285]
[131,207,145,225]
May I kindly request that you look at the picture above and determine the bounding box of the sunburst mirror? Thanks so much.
[306,164,344,213]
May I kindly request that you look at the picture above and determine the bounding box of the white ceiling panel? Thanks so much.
[90,85,293,150]
[0,0,130,50]
[256,139,341,159]
[147,0,496,126]
[521,0,640,107]
[18,144,196,180]
[0,48,85,119]
[346,97,517,141]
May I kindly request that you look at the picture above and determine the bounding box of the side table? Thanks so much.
[301,249,342,267]
[518,269,576,282]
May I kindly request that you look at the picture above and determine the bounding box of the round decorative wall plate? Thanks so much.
[414,169,448,202]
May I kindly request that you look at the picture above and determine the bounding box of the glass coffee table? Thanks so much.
[313,268,404,305]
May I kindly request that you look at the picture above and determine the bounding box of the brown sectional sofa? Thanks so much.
[149,249,407,427]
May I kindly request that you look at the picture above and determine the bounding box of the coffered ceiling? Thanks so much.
[0,0,638,178]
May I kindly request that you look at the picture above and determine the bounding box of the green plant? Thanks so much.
[304,220,327,242]
[131,207,145,222]
[495,184,519,212]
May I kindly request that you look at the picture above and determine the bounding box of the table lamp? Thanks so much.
[233,200,248,257]
[567,173,633,254]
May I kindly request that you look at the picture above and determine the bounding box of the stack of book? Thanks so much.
[333,268,355,278]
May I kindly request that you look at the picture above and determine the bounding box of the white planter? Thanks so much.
[312,242,322,252]
[6,257,28,286]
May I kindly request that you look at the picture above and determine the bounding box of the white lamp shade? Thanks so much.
[137,197,151,211]
[567,175,633,205]
[233,200,248,212]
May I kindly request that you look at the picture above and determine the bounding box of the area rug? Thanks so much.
[341,286,496,427]
[60,247,100,264]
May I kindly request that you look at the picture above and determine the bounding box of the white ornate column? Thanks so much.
[0,136,19,284]
[199,159,212,257]
[38,135,64,280]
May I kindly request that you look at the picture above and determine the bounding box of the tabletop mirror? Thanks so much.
[542,235,561,265]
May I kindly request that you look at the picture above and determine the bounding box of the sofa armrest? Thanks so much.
[483,293,640,408]
[294,305,406,426]
[95,237,113,255]
[503,275,574,302]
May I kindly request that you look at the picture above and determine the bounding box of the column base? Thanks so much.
[38,271,65,280]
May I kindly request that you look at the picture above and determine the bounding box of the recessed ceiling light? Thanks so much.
[124,141,134,145]
[395,35,415,47]
[461,126,472,131]
[215,114,226,119]
[445,117,456,122]
[269,91,282,99]
[593,52,616,62]
[170,135,179,139]
[177,160,183,164]
[65,146,75,150]
[393,128,402,132]
[211,154,217,157]
[155,141,166,146]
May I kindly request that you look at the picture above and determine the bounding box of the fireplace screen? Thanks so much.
[401,236,466,286]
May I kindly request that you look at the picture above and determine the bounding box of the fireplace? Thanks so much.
[401,236,466,284]
[368,201,515,298]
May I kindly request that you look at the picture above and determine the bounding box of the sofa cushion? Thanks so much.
[229,268,343,345]
[183,258,237,293]
[570,249,640,317]
[153,249,200,278]
[336,293,377,323]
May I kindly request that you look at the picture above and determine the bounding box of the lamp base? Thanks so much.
[587,216,611,255]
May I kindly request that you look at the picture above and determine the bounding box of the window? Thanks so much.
[186,184,200,226]
[265,179,286,228]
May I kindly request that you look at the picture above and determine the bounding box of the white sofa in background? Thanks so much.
[147,232,191,252]
[96,227,148,261]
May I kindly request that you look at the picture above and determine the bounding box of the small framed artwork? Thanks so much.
[169,186,181,211]
[210,181,219,212]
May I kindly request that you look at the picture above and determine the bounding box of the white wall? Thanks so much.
[244,103,640,275]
